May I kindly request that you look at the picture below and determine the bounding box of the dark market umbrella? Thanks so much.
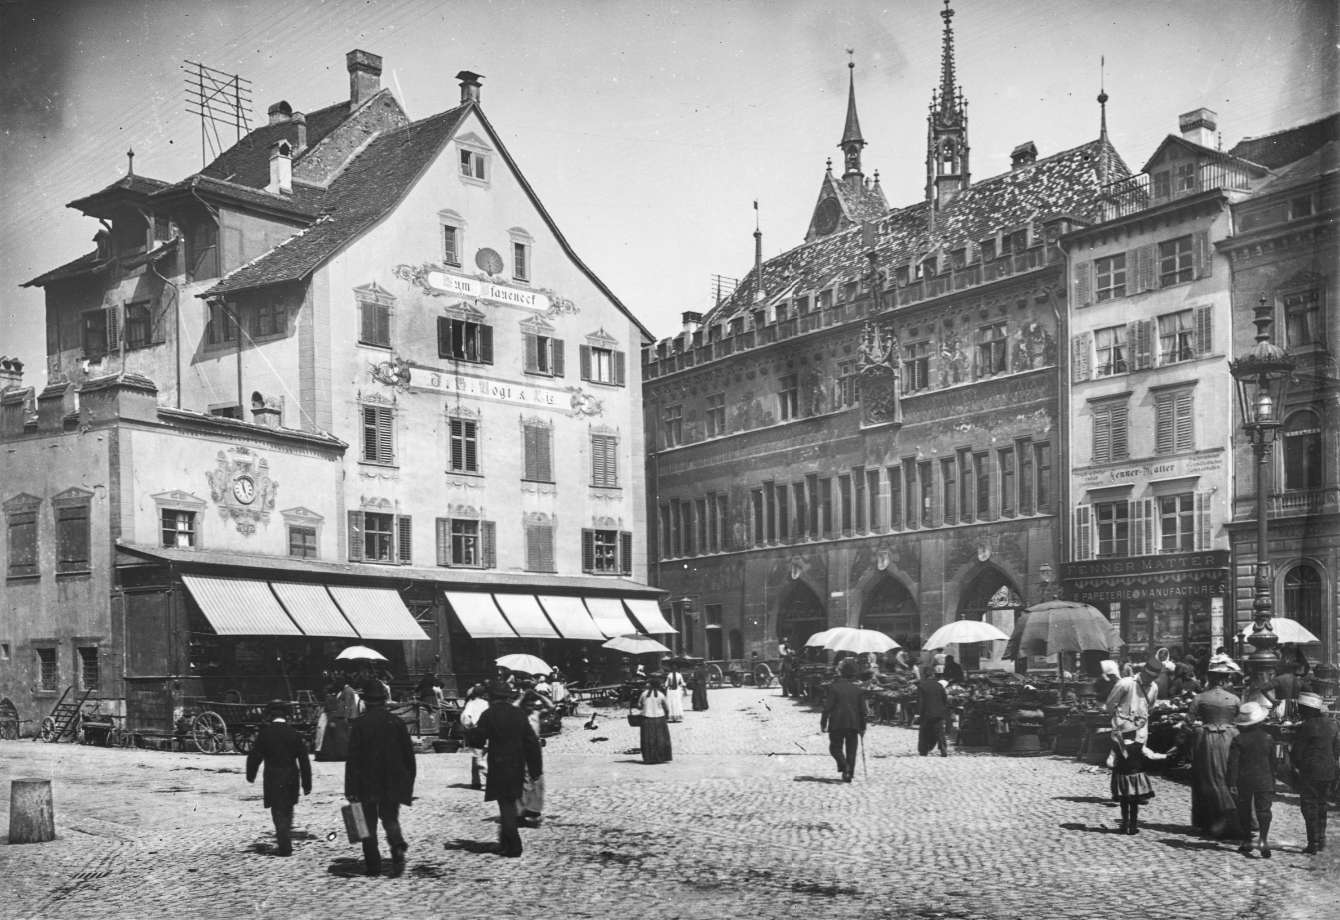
[1004,601,1117,659]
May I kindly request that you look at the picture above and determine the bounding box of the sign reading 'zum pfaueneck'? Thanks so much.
[426,271,551,313]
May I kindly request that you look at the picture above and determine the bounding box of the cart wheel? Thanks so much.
[231,725,257,755]
[192,711,229,754]
[706,664,725,688]
[38,716,57,742]
[753,664,774,688]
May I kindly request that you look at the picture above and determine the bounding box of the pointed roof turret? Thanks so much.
[839,52,867,180]
[936,0,962,121]
[926,0,970,206]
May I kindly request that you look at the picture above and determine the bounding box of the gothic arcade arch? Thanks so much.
[861,574,920,652]
[955,564,1023,669]
[775,580,826,649]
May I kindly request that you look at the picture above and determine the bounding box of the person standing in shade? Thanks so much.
[690,663,710,711]
[820,658,866,782]
[941,654,965,686]
[344,680,416,875]
[1291,691,1340,854]
[663,664,686,723]
[1188,661,1241,839]
[916,667,950,757]
[245,700,312,856]
[637,673,674,764]
[476,681,543,857]
[1228,702,1276,859]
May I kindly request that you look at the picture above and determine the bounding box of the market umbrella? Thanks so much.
[495,653,552,675]
[923,620,1011,650]
[1004,601,1116,658]
[602,635,672,655]
[335,645,388,662]
[822,627,900,654]
[805,628,838,647]
[1240,618,1320,645]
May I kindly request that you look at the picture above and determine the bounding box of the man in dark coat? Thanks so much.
[917,670,950,757]
[245,700,312,856]
[820,658,867,782]
[1291,691,1340,854]
[476,681,543,857]
[344,680,416,875]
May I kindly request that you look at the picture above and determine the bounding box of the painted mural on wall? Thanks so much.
[205,446,277,536]
[857,320,902,426]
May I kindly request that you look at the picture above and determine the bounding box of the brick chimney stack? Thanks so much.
[457,71,483,105]
[1179,108,1218,148]
[347,50,383,107]
[267,100,293,126]
[268,141,293,195]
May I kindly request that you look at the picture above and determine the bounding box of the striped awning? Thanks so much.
[584,596,638,638]
[493,594,560,638]
[445,591,516,639]
[270,582,359,638]
[181,575,302,637]
[623,598,677,635]
[327,586,429,641]
[536,595,606,641]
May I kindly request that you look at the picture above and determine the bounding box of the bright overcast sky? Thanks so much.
[1,0,1335,371]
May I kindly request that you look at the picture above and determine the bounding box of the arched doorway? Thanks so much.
[956,566,1023,670]
[1284,562,1326,662]
[775,581,826,651]
[861,575,920,653]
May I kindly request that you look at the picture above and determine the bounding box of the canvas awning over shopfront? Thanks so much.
[535,595,607,640]
[270,581,359,638]
[327,585,430,641]
[493,593,561,639]
[623,598,677,635]
[584,596,639,638]
[445,591,517,639]
[181,575,303,637]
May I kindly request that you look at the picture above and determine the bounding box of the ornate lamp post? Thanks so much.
[1227,296,1294,680]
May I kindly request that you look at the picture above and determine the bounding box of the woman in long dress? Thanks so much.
[1189,662,1241,838]
[663,665,686,722]
[637,674,673,764]
[690,665,709,711]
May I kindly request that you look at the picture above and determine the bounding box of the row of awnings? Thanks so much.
[182,575,430,641]
[445,592,675,640]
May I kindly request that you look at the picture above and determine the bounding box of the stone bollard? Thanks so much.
[8,778,55,844]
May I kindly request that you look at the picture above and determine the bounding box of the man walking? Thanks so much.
[476,681,544,857]
[344,680,416,875]
[245,700,312,856]
[820,658,866,782]
[916,667,950,757]
[1291,691,1340,854]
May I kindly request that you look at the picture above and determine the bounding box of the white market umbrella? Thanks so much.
[924,620,1011,650]
[823,627,900,654]
[495,653,552,675]
[805,628,838,647]
[602,635,672,655]
[1241,618,1320,645]
[335,645,388,662]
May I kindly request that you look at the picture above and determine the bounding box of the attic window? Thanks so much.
[980,238,997,262]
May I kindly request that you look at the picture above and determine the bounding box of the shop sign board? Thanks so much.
[425,270,551,313]
[1074,451,1224,488]
[1061,551,1230,603]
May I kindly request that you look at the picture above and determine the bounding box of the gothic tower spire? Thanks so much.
[839,50,866,183]
[926,0,970,208]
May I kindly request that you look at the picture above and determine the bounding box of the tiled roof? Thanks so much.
[707,136,1130,326]
[66,174,172,215]
[833,174,889,224]
[199,100,352,187]
[1253,140,1339,194]
[1228,113,1339,170]
[151,173,325,218]
[204,106,470,296]
[22,249,110,287]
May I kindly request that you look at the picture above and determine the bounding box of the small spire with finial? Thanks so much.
[126,147,135,177]
[826,157,833,174]
[1097,57,1110,185]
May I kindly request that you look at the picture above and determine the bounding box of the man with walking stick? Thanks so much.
[820,658,867,782]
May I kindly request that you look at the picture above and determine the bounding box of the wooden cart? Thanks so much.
[181,695,320,754]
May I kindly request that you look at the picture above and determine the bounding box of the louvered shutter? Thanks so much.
[1071,332,1092,382]
[377,408,394,464]
[436,518,450,566]
[1136,245,1157,293]
[1075,262,1093,307]
[579,345,592,381]
[537,427,552,481]
[348,511,365,562]
[1156,396,1174,455]
[1074,505,1093,561]
[150,302,166,344]
[1132,320,1153,370]
[106,305,122,351]
[1093,406,1111,463]
[482,521,496,568]
[479,325,494,364]
[540,525,554,571]
[581,529,595,573]
[522,425,536,480]
[552,340,565,377]
[1194,491,1211,550]
[524,334,539,373]
[1193,230,1212,278]
[1130,499,1153,556]
[1175,391,1194,452]
[613,350,626,386]
[437,318,451,358]
[620,531,633,575]
[396,515,412,564]
[1111,403,1128,459]
[464,420,478,472]
[449,420,464,470]
[1195,305,1214,356]
[526,525,541,571]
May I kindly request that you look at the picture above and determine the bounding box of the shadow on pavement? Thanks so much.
[442,837,501,855]
[1052,795,1111,804]
[1161,838,1225,851]
[1137,821,1197,835]
[326,856,368,877]
[446,782,482,790]
[1059,821,1122,834]
[793,775,845,784]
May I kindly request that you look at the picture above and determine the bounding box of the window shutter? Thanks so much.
[348,511,365,562]
[540,525,555,572]
[1071,332,1092,382]
[552,340,565,377]
[437,317,451,358]
[1075,262,1093,307]
[1131,499,1153,556]
[1093,406,1111,463]
[396,515,412,564]
[581,529,595,573]
[579,345,592,381]
[620,531,633,575]
[1132,319,1153,370]
[377,408,394,464]
[1195,305,1214,356]
[524,333,539,372]
[613,350,626,386]
[105,305,122,351]
[1193,230,1212,278]
[1135,245,1157,293]
[449,420,464,470]
[150,303,166,344]
[1194,491,1211,550]
[538,428,552,481]
[377,304,391,345]
[1175,391,1194,452]
[526,525,541,571]
[1111,403,1128,460]
[1074,505,1093,561]
[479,324,494,364]
[436,518,450,566]
[1156,396,1174,455]
[482,521,496,568]
[523,425,538,480]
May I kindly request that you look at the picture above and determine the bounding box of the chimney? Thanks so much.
[291,111,307,151]
[268,141,293,195]
[267,100,293,126]
[347,50,383,107]
[681,311,703,334]
[456,70,483,105]
[0,356,23,392]
[251,392,282,428]
[1179,108,1218,148]
[1010,141,1038,170]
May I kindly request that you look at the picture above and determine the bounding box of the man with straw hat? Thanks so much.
[1228,701,1276,858]
[1290,691,1339,854]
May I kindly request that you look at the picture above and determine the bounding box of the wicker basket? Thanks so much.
[627,712,643,727]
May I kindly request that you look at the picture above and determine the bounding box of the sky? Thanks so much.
[1,0,1335,374]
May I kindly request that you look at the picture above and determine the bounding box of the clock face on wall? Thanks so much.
[231,474,257,505]
[814,197,841,236]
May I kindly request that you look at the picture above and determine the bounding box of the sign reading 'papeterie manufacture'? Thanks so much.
[426,270,551,313]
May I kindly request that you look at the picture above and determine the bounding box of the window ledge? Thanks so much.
[590,484,622,492]
[459,175,490,190]
[582,379,626,389]
[446,470,484,479]
[6,573,40,583]
[357,341,393,351]
[56,570,93,579]
[358,461,400,471]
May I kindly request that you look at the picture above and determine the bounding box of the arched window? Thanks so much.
[1283,563,1324,642]
[1282,410,1323,492]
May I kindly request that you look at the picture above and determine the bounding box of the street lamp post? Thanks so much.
[1228,296,1295,681]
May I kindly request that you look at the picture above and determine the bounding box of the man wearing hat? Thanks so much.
[1105,659,1162,743]
[1189,661,1242,838]
[1290,691,1340,854]
[245,700,312,856]
[1227,701,1276,858]
[476,681,543,857]
[820,658,867,782]
[345,679,416,875]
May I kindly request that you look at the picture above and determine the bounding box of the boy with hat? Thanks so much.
[245,700,312,856]
[1290,691,1340,854]
[1227,701,1276,858]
